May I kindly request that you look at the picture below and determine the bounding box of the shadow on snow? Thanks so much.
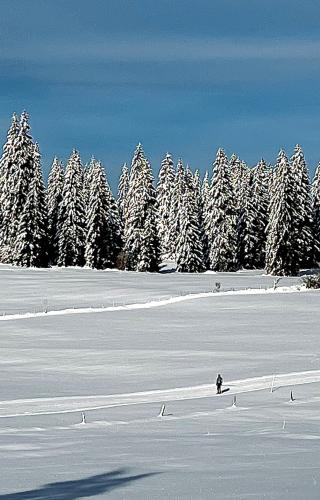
[0,468,158,499]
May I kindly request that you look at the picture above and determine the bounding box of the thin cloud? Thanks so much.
[1,37,320,63]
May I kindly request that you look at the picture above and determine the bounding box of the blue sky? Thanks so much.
[1,0,320,190]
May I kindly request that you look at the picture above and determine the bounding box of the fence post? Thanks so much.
[270,374,276,393]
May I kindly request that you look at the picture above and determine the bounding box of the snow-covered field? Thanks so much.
[0,265,320,499]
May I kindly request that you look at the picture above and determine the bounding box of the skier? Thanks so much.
[216,374,223,394]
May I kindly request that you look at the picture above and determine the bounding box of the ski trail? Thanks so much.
[0,285,309,322]
[0,369,319,418]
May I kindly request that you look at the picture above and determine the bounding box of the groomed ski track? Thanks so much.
[1,370,320,418]
[0,285,310,322]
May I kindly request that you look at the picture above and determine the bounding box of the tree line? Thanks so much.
[0,112,319,276]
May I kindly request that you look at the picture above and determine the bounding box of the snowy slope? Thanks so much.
[0,264,300,314]
[0,267,319,499]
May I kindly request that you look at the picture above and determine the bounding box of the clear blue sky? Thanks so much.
[1,0,320,190]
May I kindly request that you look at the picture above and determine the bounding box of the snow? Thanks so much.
[1,369,320,418]
[0,283,308,322]
[0,266,320,498]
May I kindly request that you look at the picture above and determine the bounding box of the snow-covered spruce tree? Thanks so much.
[185,165,194,192]
[193,169,201,193]
[193,169,203,224]
[200,171,210,265]
[290,145,314,267]
[312,162,320,265]
[85,160,121,269]
[0,113,20,259]
[251,159,270,267]
[176,185,206,273]
[105,177,122,267]
[229,154,248,210]
[205,148,237,271]
[156,153,175,259]
[194,169,207,257]
[230,155,258,268]
[265,149,299,276]
[47,157,64,265]
[83,158,94,207]
[117,163,129,227]
[57,150,86,267]
[167,159,186,259]
[0,113,20,195]
[13,144,48,267]
[0,112,35,262]
[201,171,210,213]
[236,169,259,269]
[124,144,159,271]
[85,159,104,268]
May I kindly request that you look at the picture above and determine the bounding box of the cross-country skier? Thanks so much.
[216,374,223,394]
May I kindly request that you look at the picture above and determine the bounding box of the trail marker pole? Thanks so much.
[158,404,166,417]
[270,374,276,393]
[282,419,286,430]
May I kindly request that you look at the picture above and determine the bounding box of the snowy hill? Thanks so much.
[0,266,319,499]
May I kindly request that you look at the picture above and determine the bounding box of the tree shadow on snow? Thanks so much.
[0,468,158,499]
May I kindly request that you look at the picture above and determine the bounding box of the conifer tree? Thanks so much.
[124,144,159,271]
[205,148,237,271]
[0,113,20,192]
[290,145,314,267]
[265,150,299,276]
[168,159,186,259]
[85,160,120,269]
[13,144,48,267]
[201,171,210,265]
[0,113,20,259]
[201,171,210,214]
[312,163,320,265]
[47,157,64,265]
[83,159,94,207]
[156,153,175,259]
[251,159,270,267]
[105,178,122,267]
[229,154,247,210]
[193,169,203,226]
[58,150,86,267]
[185,165,194,192]
[193,169,201,195]
[0,112,35,261]
[117,163,129,228]
[236,170,259,269]
[176,186,206,273]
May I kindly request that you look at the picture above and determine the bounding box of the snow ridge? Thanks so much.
[0,285,311,322]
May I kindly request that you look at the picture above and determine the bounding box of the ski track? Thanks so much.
[1,369,320,418]
[0,285,310,322]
